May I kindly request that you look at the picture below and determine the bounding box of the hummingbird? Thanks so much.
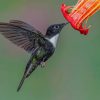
[0,20,68,91]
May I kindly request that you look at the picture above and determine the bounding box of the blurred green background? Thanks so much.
[0,0,100,100]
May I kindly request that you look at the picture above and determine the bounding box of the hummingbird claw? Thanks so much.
[41,62,46,68]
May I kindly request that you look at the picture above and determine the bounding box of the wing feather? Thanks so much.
[0,20,45,53]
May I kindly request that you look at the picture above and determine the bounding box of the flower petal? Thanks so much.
[61,0,100,35]
[61,4,89,35]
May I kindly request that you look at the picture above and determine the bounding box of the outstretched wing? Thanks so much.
[0,20,45,53]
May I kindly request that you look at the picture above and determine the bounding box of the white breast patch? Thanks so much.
[49,34,59,48]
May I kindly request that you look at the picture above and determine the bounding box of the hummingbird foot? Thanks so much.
[40,62,46,68]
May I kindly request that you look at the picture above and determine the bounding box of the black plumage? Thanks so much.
[0,20,67,91]
[0,20,45,52]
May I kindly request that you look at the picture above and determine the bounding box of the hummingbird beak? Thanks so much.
[65,22,69,25]
[61,22,69,28]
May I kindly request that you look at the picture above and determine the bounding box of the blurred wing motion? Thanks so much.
[0,20,45,53]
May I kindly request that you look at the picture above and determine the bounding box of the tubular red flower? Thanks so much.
[61,0,100,35]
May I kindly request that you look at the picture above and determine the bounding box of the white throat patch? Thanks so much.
[49,34,59,48]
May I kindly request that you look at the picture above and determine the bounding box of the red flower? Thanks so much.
[61,0,100,35]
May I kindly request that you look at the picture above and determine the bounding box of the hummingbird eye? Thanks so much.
[53,25,59,29]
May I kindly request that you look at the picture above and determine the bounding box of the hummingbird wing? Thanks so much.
[0,20,45,53]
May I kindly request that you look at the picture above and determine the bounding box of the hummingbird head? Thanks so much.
[46,22,68,38]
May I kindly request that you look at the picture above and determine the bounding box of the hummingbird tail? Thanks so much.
[17,48,39,92]
[17,75,26,92]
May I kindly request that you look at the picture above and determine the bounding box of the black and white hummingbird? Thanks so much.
[0,20,68,91]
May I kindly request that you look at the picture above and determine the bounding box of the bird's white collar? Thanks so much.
[48,34,59,48]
